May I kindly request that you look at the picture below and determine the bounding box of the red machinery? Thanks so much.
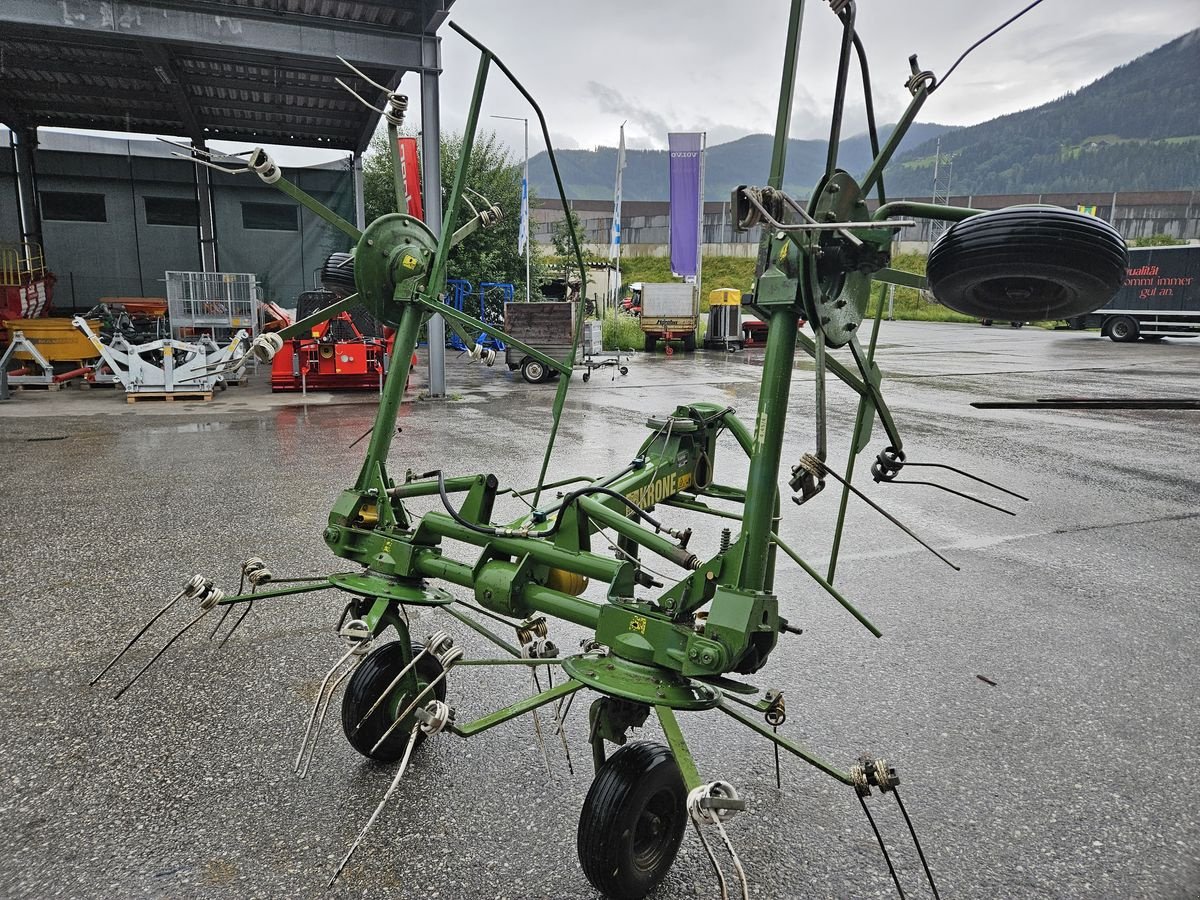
[1,243,55,347]
[270,290,415,392]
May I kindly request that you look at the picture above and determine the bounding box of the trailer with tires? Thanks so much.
[634,282,698,353]
[1068,245,1199,342]
[503,301,603,384]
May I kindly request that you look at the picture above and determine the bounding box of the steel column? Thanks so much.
[352,151,366,230]
[193,141,218,272]
[421,39,446,399]
[12,127,42,263]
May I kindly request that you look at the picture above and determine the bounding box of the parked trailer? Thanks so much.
[1069,245,1200,342]
[633,282,699,353]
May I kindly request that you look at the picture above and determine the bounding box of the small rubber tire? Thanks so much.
[980,319,994,327]
[577,741,687,900]
[619,366,629,376]
[1010,321,1025,329]
[583,371,591,382]
[321,252,357,299]
[682,333,696,353]
[1109,316,1139,343]
[927,205,1127,321]
[341,641,446,762]
[521,358,546,384]
[643,333,657,354]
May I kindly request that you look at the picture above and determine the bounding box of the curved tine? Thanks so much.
[294,643,362,772]
[171,153,251,176]
[334,77,385,114]
[370,667,450,754]
[715,820,750,900]
[353,646,430,732]
[692,819,730,900]
[893,788,942,900]
[901,462,1030,501]
[328,727,421,887]
[216,599,254,649]
[335,55,392,95]
[89,588,189,685]
[463,186,491,205]
[887,479,1016,516]
[111,607,213,700]
[818,463,960,571]
[208,603,234,640]
[300,650,368,778]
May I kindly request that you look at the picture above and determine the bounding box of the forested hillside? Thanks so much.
[528,123,953,201]
[854,28,1200,195]
[530,30,1199,201]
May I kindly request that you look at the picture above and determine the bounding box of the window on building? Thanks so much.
[242,202,297,231]
[40,191,107,223]
[145,196,199,227]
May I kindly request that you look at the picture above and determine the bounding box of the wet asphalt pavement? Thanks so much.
[1,321,1197,900]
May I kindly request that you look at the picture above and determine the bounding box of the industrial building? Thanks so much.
[1,128,353,309]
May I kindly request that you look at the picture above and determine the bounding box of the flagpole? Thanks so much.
[492,114,531,301]
[613,121,626,318]
[523,117,530,301]
[696,131,706,305]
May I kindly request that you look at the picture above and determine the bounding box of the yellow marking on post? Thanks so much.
[401,254,419,270]
[629,615,647,634]
[677,472,692,491]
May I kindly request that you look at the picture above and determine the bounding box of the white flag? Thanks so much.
[610,124,626,259]
[517,169,529,255]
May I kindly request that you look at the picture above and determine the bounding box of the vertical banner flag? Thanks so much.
[668,132,703,277]
[518,159,529,254]
[395,137,424,221]
[611,124,626,258]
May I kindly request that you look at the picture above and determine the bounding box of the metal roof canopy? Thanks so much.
[0,0,454,152]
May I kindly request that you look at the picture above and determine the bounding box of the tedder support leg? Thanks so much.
[656,705,703,791]
[354,301,423,492]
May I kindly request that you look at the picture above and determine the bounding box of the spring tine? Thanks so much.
[328,727,421,887]
[887,479,1016,516]
[773,727,782,789]
[300,649,368,779]
[893,788,941,900]
[819,462,960,571]
[715,820,750,900]
[902,461,1030,502]
[353,647,430,732]
[369,669,447,755]
[335,55,392,94]
[334,76,386,114]
[693,819,730,900]
[858,792,907,900]
[216,599,254,650]
[208,603,234,640]
[546,666,574,776]
[530,668,552,777]
[295,644,361,772]
[111,606,212,701]
[89,580,198,685]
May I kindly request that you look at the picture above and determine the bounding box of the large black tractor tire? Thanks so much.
[927,205,1127,322]
[341,641,446,762]
[682,333,697,353]
[577,741,687,899]
[643,333,658,354]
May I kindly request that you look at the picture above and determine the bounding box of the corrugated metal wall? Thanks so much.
[0,131,352,312]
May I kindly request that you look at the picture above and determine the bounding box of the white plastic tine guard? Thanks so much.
[250,332,284,363]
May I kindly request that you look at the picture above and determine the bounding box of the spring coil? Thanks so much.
[871,445,906,482]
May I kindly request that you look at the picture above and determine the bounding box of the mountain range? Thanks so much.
[528,29,1199,201]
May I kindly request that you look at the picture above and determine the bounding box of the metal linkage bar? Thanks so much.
[449,679,583,738]
[717,701,853,786]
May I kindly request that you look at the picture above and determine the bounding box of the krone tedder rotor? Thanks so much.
[93,2,1127,897]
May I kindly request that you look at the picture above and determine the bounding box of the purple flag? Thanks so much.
[668,132,703,277]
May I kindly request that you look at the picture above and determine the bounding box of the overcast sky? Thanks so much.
[389,0,1199,163]
[58,0,1198,168]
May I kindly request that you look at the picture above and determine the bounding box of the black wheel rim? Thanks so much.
[632,788,681,873]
